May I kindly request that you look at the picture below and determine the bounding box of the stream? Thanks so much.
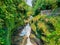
[19,16,33,45]
[20,23,33,45]
[18,16,41,45]
[20,0,33,44]
[12,0,41,45]
[11,15,42,45]
[19,0,34,45]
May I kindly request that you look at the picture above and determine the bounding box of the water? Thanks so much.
[26,37,33,45]
[20,16,33,45]
[20,23,33,45]
[25,24,33,45]
[25,0,32,7]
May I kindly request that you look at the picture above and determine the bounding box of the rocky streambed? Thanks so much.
[11,23,43,45]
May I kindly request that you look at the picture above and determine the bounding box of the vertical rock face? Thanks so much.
[11,26,24,45]
[41,10,52,15]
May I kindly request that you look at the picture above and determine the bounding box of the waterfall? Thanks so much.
[25,0,32,7]
[20,23,33,45]
[25,23,33,45]
[19,16,33,45]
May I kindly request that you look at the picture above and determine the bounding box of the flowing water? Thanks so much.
[20,0,33,45]
[12,0,42,45]
[11,16,42,45]
[20,16,33,45]
[20,24,33,45]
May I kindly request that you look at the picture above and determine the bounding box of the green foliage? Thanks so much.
[32,0,58,15]
[30,15,60,45]
[0,0,60,45]
[0,29,7,45]
[0,0,30,45]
